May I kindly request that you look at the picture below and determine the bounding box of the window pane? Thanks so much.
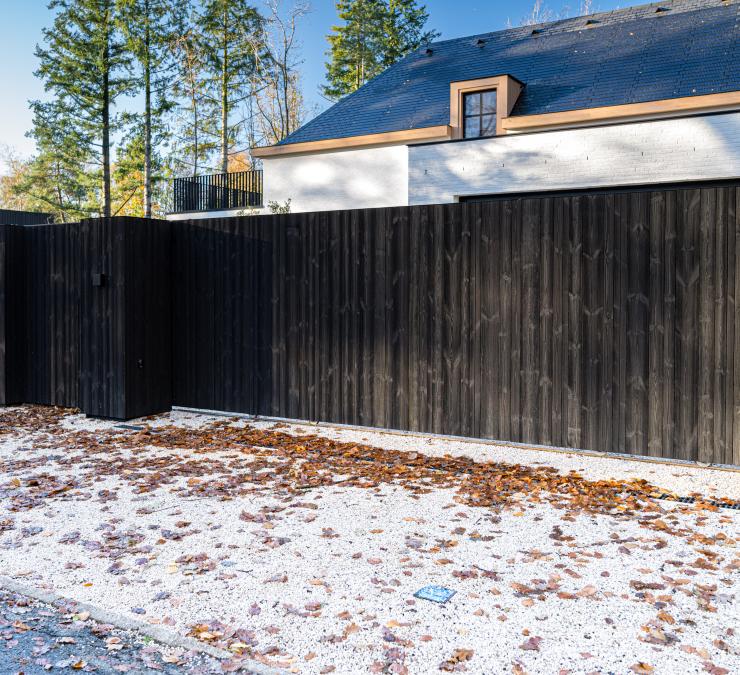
[481,114,497,137]
[464,93,481,117]
[482,90,497,114]
[464,116,481,138]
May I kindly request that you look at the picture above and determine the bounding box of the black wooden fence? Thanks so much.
[1,182,739,466]
[0,218,171,418]
[0,209,53,226]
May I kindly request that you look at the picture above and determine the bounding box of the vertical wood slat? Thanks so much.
[678,189,701,459]
[713,188,728,463]
[552,198,568,447]
[721,187,734,466]
[510,200,523,442]
[567,197,583,449]
[662,191,677,457]
[601,194,616,454]
[648,191,665,456]
[698,188,716,462]
[521,199,540,444]
[582,195,603,452]
[539,198,554,446]
[626,192,650,455]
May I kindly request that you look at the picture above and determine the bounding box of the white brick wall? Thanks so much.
[408,112,740,205]
[262,144,408,213]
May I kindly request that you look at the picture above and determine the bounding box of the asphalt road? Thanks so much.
[0,589,224,674]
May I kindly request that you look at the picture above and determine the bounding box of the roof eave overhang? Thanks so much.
[252,125,453,159]
[502,91,740,132]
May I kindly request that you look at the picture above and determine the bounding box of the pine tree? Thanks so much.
[324,0,437,100]
[199,0,265,174]
[34,0,131,217]
[381,0,438,68]
[12,101,91,221]
[324,0,385,100]
[117,0,177,217]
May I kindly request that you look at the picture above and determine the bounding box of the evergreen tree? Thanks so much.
[34,0,131,217]
[4,103,91,221]
[381,0,438,68]
[117,0,177,216]
[324,0,385,100]
[198,0,265,174]
[324,0,437,100]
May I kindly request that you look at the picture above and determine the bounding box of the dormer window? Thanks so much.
[450,75,523,140]
[463,90,498,138]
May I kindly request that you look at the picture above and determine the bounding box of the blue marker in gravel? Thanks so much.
[414,586,456,604]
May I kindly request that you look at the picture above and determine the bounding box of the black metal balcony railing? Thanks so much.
[172,170,263,213]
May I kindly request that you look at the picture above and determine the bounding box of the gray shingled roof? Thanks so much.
[281,0,739,146]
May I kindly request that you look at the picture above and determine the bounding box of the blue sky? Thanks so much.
[0,0,625,162]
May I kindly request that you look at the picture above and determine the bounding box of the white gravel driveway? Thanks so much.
[0,405,737,674]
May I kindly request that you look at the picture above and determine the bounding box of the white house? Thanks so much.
[169,0,740,219]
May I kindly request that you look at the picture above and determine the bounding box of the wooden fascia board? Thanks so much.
[252,125,453,158]
[502,91,740,131]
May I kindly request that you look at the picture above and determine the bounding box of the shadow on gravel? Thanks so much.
[0,589,222,674]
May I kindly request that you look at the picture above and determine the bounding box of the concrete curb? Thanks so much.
[0,575,285,675]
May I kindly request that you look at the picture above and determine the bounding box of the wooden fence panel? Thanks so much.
[3,183,739,464]
[171,183,740,464]
[1,222,83,409]
[0,225,25,405]
[171,217,270,415]
[79,218,126,418]
[22,223,82,408]
[77,217,172,419]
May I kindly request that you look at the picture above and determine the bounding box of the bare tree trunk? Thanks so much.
[220,8,229,174]
[143,0,152,218]
[192,95,199,177]
[56,174,65,223]
[102,35,111,218]
[185,42,200,178]
[252,0,308,146]
[281,29,290,135]
[221,67,228,174]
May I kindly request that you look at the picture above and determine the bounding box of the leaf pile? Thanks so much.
[0,406,731,539]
